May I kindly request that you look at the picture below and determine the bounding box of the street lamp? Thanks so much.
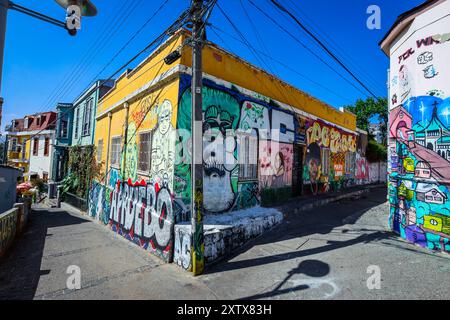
[0,0,98,132]
[55,0,98,17]
[55,0,98,36]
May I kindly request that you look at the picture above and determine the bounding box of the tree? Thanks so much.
[345,97,388,145]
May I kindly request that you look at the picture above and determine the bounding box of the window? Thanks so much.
[42,172,49,182]
[97,139,104,164]
[8,138,18,151]
[138,132,152,172]
[322,148,330,175]
[345,152,355,174]
[82,99,93,136]
[238,133,258,180]
[33,138,39,156]
[74,108,80,138]
[44,137,50,157]
[60,114,68,138]
[24,118,29,129]
[110,137,122,167]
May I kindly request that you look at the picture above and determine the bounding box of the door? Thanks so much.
[292,145,304,196]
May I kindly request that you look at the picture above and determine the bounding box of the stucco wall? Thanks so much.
[29,132,55,180]
[387,0,450,252]
[0,166,21,213]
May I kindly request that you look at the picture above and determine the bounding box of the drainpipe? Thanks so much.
[122,102,129,180]
[105,111,112,185]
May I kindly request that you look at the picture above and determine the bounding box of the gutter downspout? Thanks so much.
[122,102,129,180]
[105,112,112,185]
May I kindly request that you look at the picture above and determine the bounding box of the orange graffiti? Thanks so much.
[307,121,356,153]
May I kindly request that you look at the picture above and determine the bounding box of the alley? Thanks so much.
[0,186,449,300]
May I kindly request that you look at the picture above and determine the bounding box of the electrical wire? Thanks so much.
[246,0,370,98]
[268,0,379,99]
[19,6,191,146]
[209,24,353,104]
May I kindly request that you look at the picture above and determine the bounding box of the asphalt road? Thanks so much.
[0,186,449,300]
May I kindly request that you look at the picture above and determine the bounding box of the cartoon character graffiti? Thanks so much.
[151,100,176,186]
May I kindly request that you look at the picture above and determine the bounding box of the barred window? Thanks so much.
[239,133,258,181]
[110,137,122,167]
[97,139,103,164]
[322,148,330,175]
[138,131,152,172]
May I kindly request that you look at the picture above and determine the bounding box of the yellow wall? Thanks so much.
[98,34,184,117]
[95,77,180,185]
[178,31,356,131]
[7,135,31,176]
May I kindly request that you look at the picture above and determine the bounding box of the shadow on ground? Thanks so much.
[204,187,394,277]
[0,207,88,300]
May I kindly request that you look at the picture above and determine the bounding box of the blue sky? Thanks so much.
[0,0,424,134]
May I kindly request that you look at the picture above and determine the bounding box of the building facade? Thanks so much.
[71,80,114,147]
[6,112,57,182]
[89,30,376,270]
[5,119,30,177]
[381,0,450,252]
[52,103,74,182]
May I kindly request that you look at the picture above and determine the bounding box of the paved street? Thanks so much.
[0,186,449,300]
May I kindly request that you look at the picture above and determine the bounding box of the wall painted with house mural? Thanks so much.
[387,1,450,253]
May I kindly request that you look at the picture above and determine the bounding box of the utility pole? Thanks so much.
[0,0,8,132]
[190,0,205,276]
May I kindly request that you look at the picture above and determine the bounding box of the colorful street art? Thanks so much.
[303,119,358,194]
[175,75,299,215]
[89,178,176,262]
[109,178,175,262]
[389,98,450,252]
[387,12,450,252]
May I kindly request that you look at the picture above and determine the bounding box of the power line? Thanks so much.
[46,0,144,109]
[36,0,135,114]
[282,0,386,95]
[19,7,191,146]
[268,0,379,99]
[216,3,309,118]
[246,0,370,99]
[85,0,172,89]
[209,24,354,104]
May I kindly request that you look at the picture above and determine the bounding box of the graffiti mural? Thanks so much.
[175,75,300,215]
[259,141,293,189]
[88,181,112,225]
[150,100,176,187]
[108,178,175,262]
[388,20,450,252]
[302,118,358,195]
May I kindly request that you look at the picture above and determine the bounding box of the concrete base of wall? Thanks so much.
[174,207,284,271]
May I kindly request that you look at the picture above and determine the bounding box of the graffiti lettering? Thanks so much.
[109,179,174,261]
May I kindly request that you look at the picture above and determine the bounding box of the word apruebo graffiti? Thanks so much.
[109,179,174,261]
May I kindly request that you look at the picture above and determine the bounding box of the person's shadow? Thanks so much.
[239,259,330,300]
